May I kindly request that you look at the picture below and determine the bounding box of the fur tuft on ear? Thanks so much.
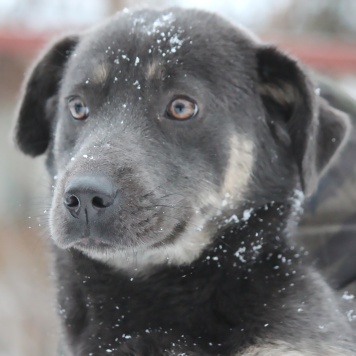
[257,46,350,196]
[14,35,79,156]
[311,98,351,181]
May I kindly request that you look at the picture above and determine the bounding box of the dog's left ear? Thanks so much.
[14,35,79,157]
[256,46,350,196]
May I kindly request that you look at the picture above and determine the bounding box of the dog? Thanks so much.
[14,8,355,355]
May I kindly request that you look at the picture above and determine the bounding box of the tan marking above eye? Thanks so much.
[167,97,198,120]
[92,63,109,84]
[68,96,89,120]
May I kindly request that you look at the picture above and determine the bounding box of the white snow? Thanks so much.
[346,310,356,322]
[342,291,355,301]
[242,208,253,221]
[225,214,239,224]
[234,247,246,263]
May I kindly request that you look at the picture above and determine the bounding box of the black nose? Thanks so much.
[63,176,117,220]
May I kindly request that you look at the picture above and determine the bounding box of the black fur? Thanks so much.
[14,8,354,355]
[15,36,79,156]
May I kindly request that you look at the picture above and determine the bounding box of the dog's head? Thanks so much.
[14,9,349,268]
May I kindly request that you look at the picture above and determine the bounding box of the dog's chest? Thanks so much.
[56,234,305,354]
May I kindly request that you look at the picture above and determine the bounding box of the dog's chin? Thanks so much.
[51,215,211,270]
[52,231,169,259]
[70,237,178,269]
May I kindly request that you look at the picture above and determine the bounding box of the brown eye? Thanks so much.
[68,96,89,120]
[166,97,198,120]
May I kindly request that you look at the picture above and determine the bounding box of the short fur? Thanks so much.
[14,8,355,355]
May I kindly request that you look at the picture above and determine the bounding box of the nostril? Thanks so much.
[64,176,116,217]
[65,194,80,209]
[92,196,111,209]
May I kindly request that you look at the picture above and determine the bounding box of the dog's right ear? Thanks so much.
[14,35,79,156]
[256,46,350,196]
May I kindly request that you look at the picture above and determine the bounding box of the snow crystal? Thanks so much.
[291,189,304,214]
[346,310,356,322]
[134,57,140,66]
[152,13,174,32]
[252,244,262,251]
[342,291,355,301]
[114,58,120,64]
[234,247,246,263]
[161,13,174,22]
[242,208,253,221]
[225,214,239,224]
[133,80,141,89]
[169,33,184,53]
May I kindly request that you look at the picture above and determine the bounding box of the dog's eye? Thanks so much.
[68,96,89,120]
[166,97,198,120]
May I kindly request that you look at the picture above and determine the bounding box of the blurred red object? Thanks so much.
[1,30,356,73]
[269,35,356,74]
[0,31,50,57]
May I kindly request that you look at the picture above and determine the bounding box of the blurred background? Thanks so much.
[0,0,356,355]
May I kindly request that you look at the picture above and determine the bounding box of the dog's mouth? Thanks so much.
[55,217,188,255]
[57,233,118,252]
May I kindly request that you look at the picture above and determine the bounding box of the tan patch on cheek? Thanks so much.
[222,134,254,198]
[238,345,304,356]
[92,63,109,84]
[196,134,253,215]
[238,342,348,356]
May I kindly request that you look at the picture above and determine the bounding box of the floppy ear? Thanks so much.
[256,46,350,196]
[14,35,79,156]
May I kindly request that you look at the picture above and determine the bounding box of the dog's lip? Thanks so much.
[75,237,115,248]
[58,236,116,250]
[57,218,184,251]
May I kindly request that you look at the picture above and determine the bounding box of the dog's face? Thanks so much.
[14,9,349,268]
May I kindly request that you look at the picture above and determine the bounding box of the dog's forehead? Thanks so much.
[65,9,257,87]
